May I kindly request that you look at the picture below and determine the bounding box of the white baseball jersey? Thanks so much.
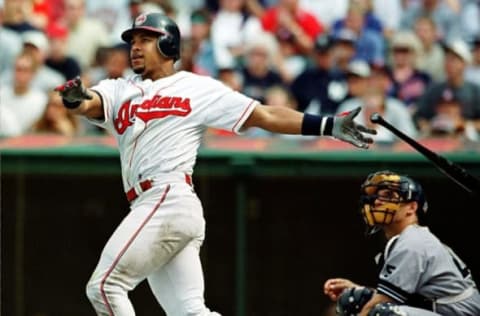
[89,71,258,190]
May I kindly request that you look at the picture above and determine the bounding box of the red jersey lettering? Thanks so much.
[114,96,192,134]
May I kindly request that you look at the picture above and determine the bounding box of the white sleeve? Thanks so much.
[201,80,259,134]
[87,78,120,131]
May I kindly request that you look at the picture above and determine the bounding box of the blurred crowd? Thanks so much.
[1,0,480,143]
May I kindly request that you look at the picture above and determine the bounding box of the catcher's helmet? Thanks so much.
[360,170,428,234]
[121,12,181,61]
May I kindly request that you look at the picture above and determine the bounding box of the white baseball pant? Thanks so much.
[86,175,220,315]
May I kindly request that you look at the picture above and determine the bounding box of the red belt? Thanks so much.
[126,174,192,203]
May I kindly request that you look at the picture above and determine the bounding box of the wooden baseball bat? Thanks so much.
[370,113,480,195]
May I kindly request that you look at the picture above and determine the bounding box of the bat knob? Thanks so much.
[370,113,382,124]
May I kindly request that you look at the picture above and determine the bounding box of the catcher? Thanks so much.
[324,170,480,316]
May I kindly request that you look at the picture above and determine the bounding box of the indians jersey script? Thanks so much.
[89,71,258,190]
[376,225,480,315]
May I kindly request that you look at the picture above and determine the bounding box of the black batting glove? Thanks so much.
[54,76,93,109]
[332,107,377,149]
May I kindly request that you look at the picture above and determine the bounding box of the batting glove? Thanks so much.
[54,76,92,109]
[332,107,376,149]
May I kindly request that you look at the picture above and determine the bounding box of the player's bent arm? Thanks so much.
[359,293,395,316]
[68,89,104,120]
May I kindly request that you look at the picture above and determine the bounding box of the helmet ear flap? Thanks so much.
[157,33,178,60]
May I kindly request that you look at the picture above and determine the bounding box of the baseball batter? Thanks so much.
[55,12,376,316]
[324,170,480,316]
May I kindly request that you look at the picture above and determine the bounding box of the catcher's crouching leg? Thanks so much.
[367,302,407,316]
[336,287,374,315]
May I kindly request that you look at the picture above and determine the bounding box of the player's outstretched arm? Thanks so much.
[54,76,104,119]
[243,104,377,148]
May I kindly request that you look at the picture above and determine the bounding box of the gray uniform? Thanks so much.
[376,225,480,315]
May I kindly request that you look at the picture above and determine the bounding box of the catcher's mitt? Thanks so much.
[336,286,374,316]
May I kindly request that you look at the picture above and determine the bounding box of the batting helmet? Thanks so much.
[121,12,181,61]
[360,170,428,234]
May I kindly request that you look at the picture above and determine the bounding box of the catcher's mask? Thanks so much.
[121,12,181,61]
[360,170,428,234]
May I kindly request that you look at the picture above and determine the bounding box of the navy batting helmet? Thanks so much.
[121,12,181,61]
[360,170,428,234]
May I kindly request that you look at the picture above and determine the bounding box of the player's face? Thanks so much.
[129,32,163,77]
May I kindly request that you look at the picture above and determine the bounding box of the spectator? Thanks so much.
[458,0,480,43]
[32,90,81,136]
[331,2,386,66]
[109,0,144,45]
[217,66,243,92]
[416,38,480,138]
[0,51,48,137]
[22,30,65,90]
[414,15,445,82]
[465,36,480,85]
[331,28,358,75]
[210,0,262,70]
[28,0,54,30]
[336,62,417,143]
[370,0,403,39]
[369,63,394,96]
[250,0,324,55]
[45,23,81,80]
[64,0,111,70]
[0,3,23,74]
[340,59,372,101]
[428,87,478,140]
[290,34,346,115]
[166,0,205,38]
[240,32,285,103]
[332,0,384,36]
[399,0,461,41]
[1,30,64,92]
[2,0,38,33]
[87,44,132,85]
[183,8,217,77]
[84,0,130,35]
[387,31,431,112]
[299,0,349,33]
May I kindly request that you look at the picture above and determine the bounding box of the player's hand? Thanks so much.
[324,278,360,301]
[54,76,92,108]
[332,107,376,149]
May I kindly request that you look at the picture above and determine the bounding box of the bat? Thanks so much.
[370,112,480,195]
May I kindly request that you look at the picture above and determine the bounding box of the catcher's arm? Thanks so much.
[324,278,361,301]
[335,286,375,316]
[54,76,104,119]
[359,292,395,316]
